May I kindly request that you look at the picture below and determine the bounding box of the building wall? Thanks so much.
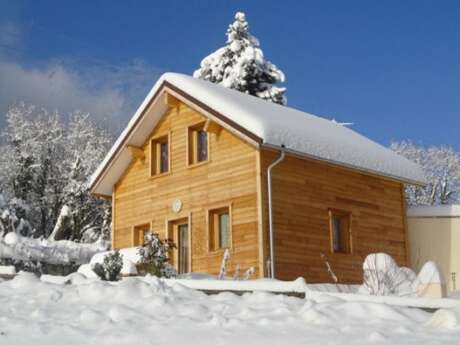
[408,216,460,291]
[259,148,409,284]
[113,101,261,276]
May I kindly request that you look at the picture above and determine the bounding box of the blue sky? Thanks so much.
[1,1,459,149]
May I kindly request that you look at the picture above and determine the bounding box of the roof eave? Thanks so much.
[261,143,427,187]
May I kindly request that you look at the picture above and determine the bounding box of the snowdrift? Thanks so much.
[0,273,459,345]
[0,232,107,265]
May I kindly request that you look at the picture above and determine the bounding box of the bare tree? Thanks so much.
[391,141,460,205]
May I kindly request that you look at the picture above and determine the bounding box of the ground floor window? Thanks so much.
[329,209,352,254]
[133,223,150,246]
[208,206,231,251]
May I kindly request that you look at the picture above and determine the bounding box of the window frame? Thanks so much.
[187,122,210,168]
[132,223,151,247]
[149,132,171,177]
[207,204,232,252]
[328,209,353,254]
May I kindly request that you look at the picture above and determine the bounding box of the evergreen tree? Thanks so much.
[194,12,287,105]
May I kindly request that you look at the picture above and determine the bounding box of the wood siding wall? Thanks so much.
[113,102,260,276]
[259,149,409,284]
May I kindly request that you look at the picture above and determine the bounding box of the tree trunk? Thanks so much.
[48,205,71,241]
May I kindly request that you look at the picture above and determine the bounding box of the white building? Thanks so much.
[407,205,460,292]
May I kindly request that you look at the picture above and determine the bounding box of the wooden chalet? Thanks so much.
[90,73,425,283]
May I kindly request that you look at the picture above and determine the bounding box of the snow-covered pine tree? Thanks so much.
[193,12,287,105]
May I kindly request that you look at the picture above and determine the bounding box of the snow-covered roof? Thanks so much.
[90,73,426,196]
[407,205,460,218]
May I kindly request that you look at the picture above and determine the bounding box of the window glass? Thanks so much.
[150,135,169,176]
[332,217,342,252]
[197,130,208,162]
[159,141,168,173]
[330,210,351,254]
[209,207,231,251]
[218,213,230,249]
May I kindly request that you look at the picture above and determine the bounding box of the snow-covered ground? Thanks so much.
[1,273,459,345]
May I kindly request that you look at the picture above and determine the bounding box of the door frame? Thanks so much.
[165,213,192,273]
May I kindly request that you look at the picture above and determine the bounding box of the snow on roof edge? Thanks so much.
[407,205,460,218]
[262,143,426,186]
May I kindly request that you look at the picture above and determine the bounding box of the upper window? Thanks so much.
[329,209,352,254]
[188,123,209,165]
[150,135,170,176]
[197,129,208,162]
[208,206,231,251]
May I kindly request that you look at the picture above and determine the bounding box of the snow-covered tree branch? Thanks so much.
[0,102,113,244]
[391,141,460,205]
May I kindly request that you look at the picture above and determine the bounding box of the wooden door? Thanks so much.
[177,223,189,274]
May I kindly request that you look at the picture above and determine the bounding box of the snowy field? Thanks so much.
[1,273,460,345]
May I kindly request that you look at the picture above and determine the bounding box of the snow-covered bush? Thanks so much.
[194,12,286,105]
[391,141,460,205]
[93,250,123,281]
[414,261,446,298]
[361,253,416,297]
[242,266,255,280]
[137,232,176,278]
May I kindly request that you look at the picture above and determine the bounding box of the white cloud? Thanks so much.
[0,58,164,131]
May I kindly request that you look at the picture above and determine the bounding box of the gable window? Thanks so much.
[208,206,231,251]
[197,129,208,162]
[150,134,170,176]
[159,141,168,173]
[188,123,209,166]
[329,209,352,254]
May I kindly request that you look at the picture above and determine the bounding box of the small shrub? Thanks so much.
[93,250,123,281]
[137,232,176,278]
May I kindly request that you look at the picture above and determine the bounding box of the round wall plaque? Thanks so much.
[172,199,183,213]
